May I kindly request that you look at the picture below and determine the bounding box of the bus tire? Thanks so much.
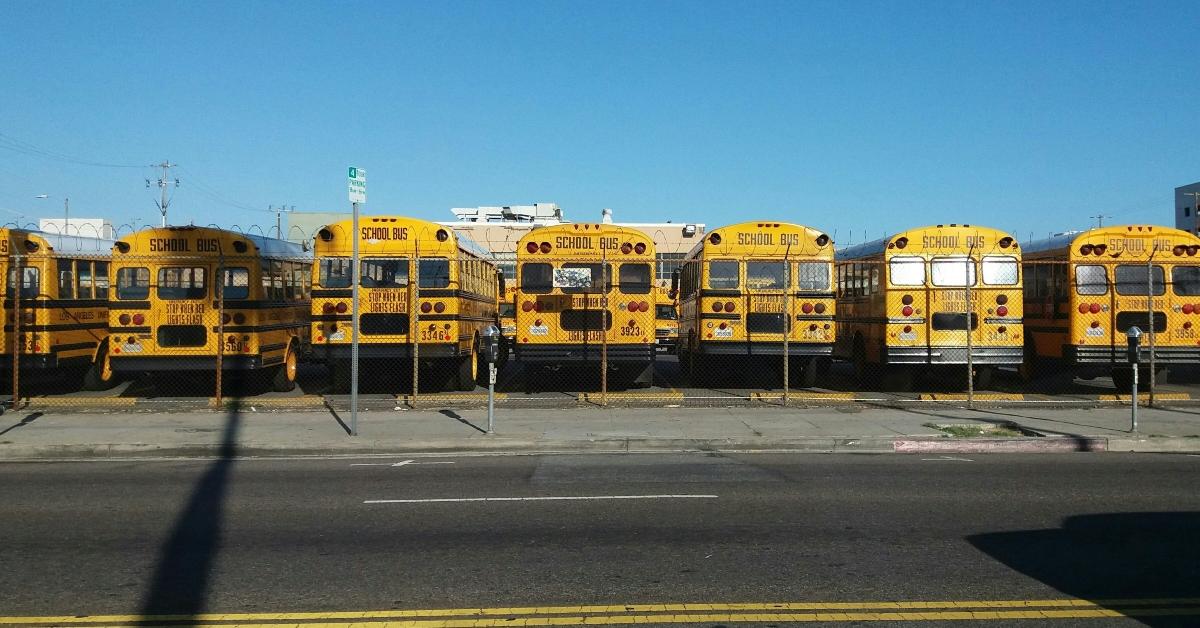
[791,356,818,388]
[271,344,299,392]
[82,342,119,391]
[455,354,476,392]
[852,335,871,387]
[1112,368,1134,392]
[973,365,994,390]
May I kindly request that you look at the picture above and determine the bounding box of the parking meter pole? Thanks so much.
[487,363,495,434]
[1132,365,1138,433]
[350,201,360,437]
[1148,249,1156,407]
[965,254,974,409]
[482,325,499,434]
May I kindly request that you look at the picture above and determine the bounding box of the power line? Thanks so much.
[175,165,268,213]
[0,131,145,168]
[147,161,178,227]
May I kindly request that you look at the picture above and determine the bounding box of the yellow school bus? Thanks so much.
[311,217,501,392]
[674,222,835,386]
[654,285,678,355]
[108,226,312,391]
[1023,225,1200,389]
[1,229,117,390]
[513,224,656,386]
[835,224,1022,389]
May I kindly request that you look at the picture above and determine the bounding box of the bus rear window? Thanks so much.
[796,262,830,291]
[521,263,553,294]
[222,268,249,300]
[362,259,408,288]
[158,267,206,300]
[1075,265,1107,295]
[618,263,651,294]
[419,258,450,289]
[708,260,739,289]
[888,257,924,286]
[116,267,149,300]
[558,263,611,294]
[6,267,39,299]
[1172,266,1200,296]
[320,258,351,288]
[1115,265,1164,296]
[981,256,1019,285]
[746,260,786,290]
[931,257,976,287]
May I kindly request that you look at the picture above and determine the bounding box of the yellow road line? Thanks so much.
[7,598,1200,625]
[11,607,1200,627]
[1098,392,1190,401]
[25,397,138,407]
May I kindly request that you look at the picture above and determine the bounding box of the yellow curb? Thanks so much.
[918,393,1025,401]
[240,397,327,408]
[1098,392,1190,401]
[578,391,685,402]
[22,397,138,408]
[749,392,856,401]
[395,393,510,404]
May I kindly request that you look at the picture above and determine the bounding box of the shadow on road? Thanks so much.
[968,512,1200,627]
[138,394,242,617]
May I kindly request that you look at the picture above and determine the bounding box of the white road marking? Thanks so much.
[921,456,974,462]
[364,494,719,504]
[351,460,456,467]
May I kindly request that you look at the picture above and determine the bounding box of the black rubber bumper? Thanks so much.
[311,344,464,361]
[695,342,833,357]
[111,355,272,372]
[514,343,656,364]
[884,345,1023,366]
[1067,345,1200,365]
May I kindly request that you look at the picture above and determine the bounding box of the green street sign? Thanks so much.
[348,167,357,179]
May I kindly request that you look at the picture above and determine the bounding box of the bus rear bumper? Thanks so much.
[111,355,275,372]
[0,354,60,370]
[515,344,655,364]
[311,344,464,360]
[695,342,833,357]
[885,346,1022,365]
[1068,345,1200,364]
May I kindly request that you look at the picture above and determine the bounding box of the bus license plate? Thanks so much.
[714,327,733,338]
[529,325,549,336]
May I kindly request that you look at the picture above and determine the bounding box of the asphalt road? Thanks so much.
[2,451,1200,627]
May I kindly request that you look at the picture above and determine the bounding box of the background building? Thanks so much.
[1176,182,1200,235]
[37,218,115,239]
[286,204,705,288]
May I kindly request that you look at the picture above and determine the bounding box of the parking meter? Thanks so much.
[1127,326,1142,364]
[482,325,501,365]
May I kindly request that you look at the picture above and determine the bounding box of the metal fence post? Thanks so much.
[351,202,361,434]
[782,253,790,405]
[601,249,608,407]
[965,255,974,408]
[411,245,420,409]
[10,254,21,411]
[1148,246,1156,407]
[215,255,225,407]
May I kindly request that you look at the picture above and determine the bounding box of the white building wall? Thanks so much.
[1176,182,1200,235]
[38,218,114,239]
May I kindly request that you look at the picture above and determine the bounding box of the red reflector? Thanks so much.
[132,314,145,325]
[902,306,914,316]
[1089,303,1101,314]
[1090,321,1100,328]
[801,303,813,314]
[1185,322,1193,330]
[718,322,727,330]
[996,306,1008,317]
[998,326,1007,333]
[1185,304,1194,315]
[903,325,912,333]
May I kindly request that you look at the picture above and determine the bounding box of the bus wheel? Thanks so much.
[1111,368,1134,392]
[455,354,476,392]
[973,366,994,390]
[852,337,870,387]
[271,346,298,392]
[83,343,119,391]
[790,356,818,388]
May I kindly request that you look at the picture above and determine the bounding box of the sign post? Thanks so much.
[348,167,366,436]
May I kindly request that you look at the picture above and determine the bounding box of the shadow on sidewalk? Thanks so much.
[138,396,242,618]
[968,512,1200,627]
[0,411,43,437]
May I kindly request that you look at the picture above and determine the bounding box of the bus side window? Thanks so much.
[77,261,93,299]
[94,262,109,299]
[58,259,75,300]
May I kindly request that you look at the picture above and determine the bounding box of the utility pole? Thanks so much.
[63,197,69,236]
[270,204,295,239]
[147,161,178,227]
[1092,213,1112,228]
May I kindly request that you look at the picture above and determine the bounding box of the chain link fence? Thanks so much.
[6,252,1197,412]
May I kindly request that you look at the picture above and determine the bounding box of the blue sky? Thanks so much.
[1,1,1197,245]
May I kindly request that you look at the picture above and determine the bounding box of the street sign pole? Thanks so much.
[348,167,367,437]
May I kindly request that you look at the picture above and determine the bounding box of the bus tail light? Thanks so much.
[434,302,445,313]
[233,313,245,324]
[711,302,722,313]
[1174,245,1186,256]
[634,242,647,255]
[996,294,1008,305]
[420,302,433,313]
[336,302,348,314]
[1190,246,1199,256]
[1089,303,1101,314]
[901,294,914,305]
[999,237,1013,249]
[996,306,1008,317]
[119,314,131,325]
[222,313,232,325]
[132,314,145,325]
[323,303,335,314]
[814,303,826,314]
[723,301,735,313]
[522,301,535,312]
[894,237,908,249]
[801,303,813,314]
[1093,244,1107,255]
[525,242,539,254]
[1185,304,1195,315]
[539,242,551,254]
[1193,303,1200,314]
[1080,244,1094,255]
[901,306,914,316]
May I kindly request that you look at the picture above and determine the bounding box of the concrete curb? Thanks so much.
[3,434,1200,461]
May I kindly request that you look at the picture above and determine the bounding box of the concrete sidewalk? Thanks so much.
[1,403,1198,460]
